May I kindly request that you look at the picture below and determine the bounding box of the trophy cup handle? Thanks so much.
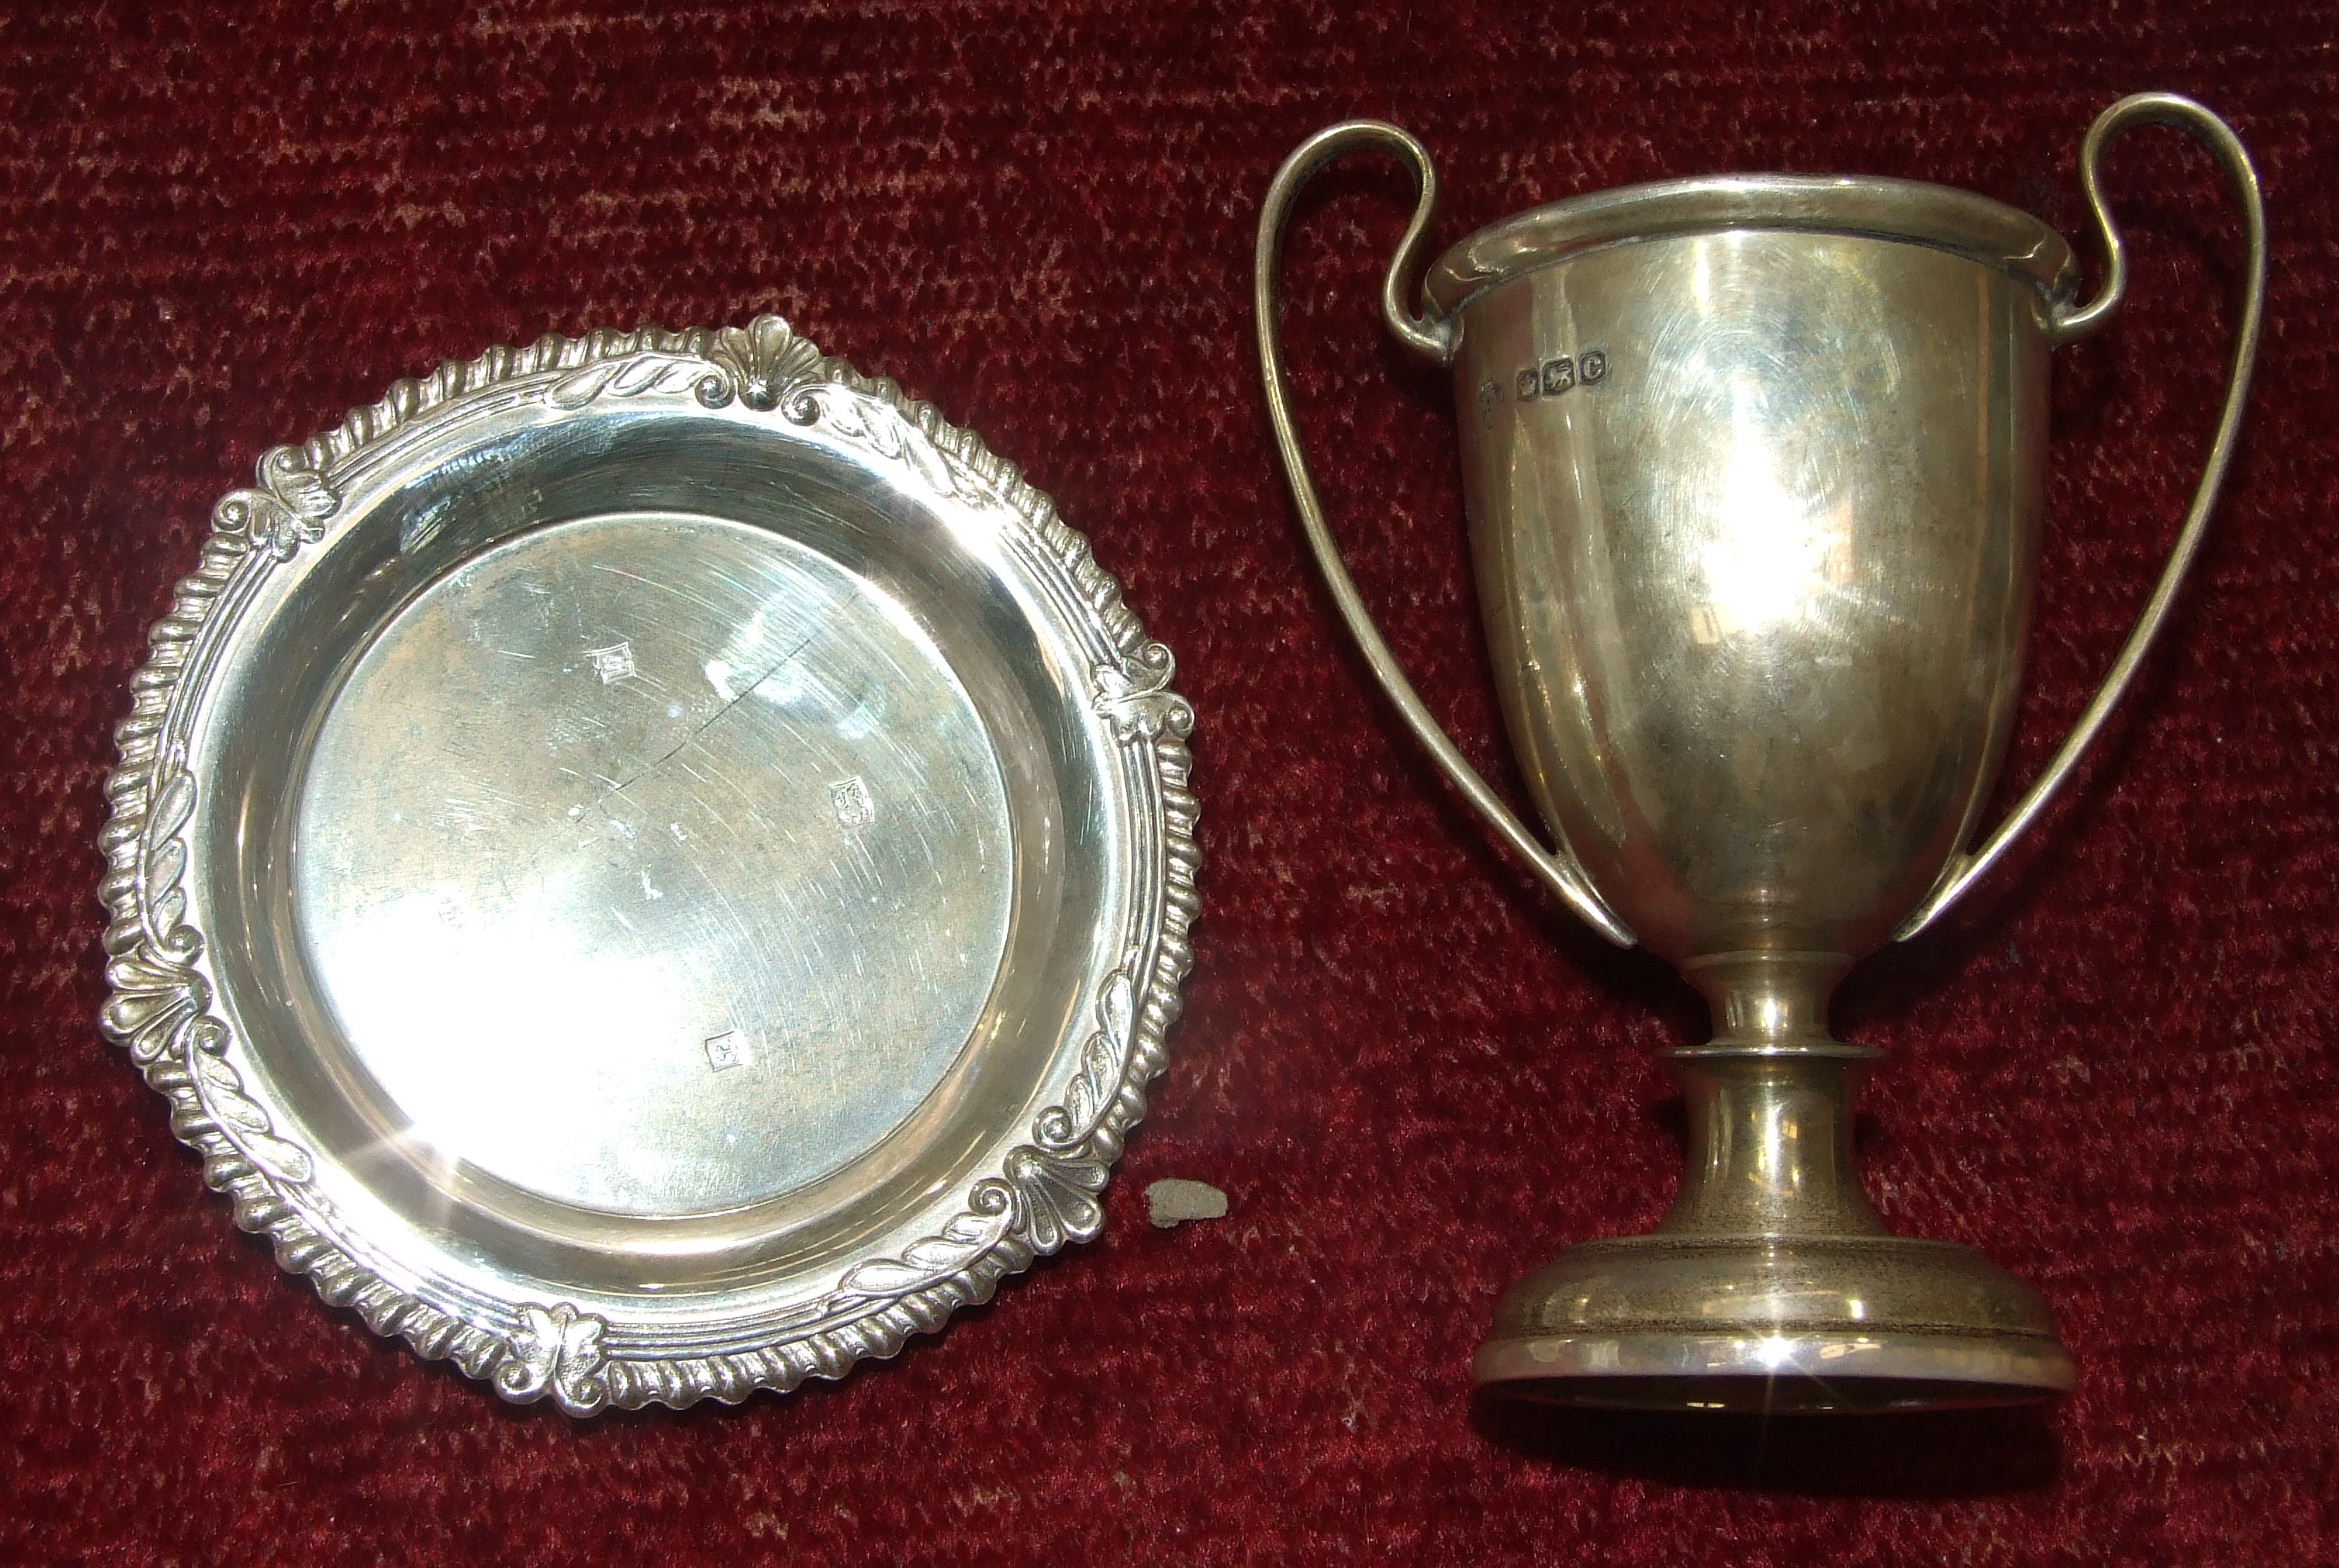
[1897,93,2267,941]
[1255,121,1635,947]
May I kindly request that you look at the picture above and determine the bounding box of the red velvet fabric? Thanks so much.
[3,3,2334,1562]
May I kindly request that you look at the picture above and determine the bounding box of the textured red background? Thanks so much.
[3,3,2334,1563]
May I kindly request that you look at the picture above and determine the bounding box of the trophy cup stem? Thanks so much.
[1659,1049,1886,1239]
[1474,949,2079,1411]
[1662,952,1887,1240]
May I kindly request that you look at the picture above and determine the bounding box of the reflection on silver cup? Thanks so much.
[1257,95,2264,1410]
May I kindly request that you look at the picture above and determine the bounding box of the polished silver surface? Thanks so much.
[100,316,1199,1413]
[1451,221,2048,964]
[295,513,1017,1216]
[1258,96,2264,1410]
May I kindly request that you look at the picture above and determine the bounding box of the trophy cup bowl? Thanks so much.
[1257,95,2264,1410]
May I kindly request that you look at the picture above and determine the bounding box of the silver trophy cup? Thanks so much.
[1257,94,2264,1410]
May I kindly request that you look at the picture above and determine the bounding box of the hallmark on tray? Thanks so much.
[829,775,876,828]
[703,1030,754,1073]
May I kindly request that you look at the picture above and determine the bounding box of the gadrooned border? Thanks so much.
[97,315,1199,1413]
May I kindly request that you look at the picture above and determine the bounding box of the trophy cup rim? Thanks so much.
[1423,172,2079,319]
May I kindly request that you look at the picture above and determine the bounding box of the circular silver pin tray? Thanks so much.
[98,316,1197,1413]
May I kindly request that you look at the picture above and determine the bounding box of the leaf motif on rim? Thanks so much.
[212,445,341,561]
[709,314,824,412]
[1094,641,1194,742]
[260,445,337,523]
[135,765,201,962]
[184,1016,314,1185]
[105,761,320,1187]
[781,384,962,499]
[100,947,207,1068]
[545,351,732,410]
[494,1303,610,1415]
[779,960,1150,1335]
[1037,966,1137,1152]
[822,1190,1018,1306]
[1005,1146,1108,1252]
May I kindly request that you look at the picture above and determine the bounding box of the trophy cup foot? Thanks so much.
[1476,1021,2074,1412]
[1473,1234,2076,1412]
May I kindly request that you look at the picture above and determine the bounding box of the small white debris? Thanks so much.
[1145,1178,1228,1230]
